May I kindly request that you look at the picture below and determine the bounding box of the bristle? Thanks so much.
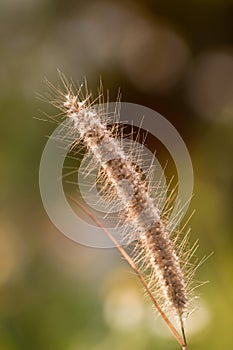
[44,76,206,347]
[57,82,188,320]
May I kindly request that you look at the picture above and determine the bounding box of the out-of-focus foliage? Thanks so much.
[0,0,233,349]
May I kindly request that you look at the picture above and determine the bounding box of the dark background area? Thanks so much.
[0,1,233,349]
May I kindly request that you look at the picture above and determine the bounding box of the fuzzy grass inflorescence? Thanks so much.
[44,74,205,349]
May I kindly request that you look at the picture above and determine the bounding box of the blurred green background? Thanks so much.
[0,0,233,349]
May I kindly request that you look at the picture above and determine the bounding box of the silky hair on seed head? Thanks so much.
[42,72,208,350]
